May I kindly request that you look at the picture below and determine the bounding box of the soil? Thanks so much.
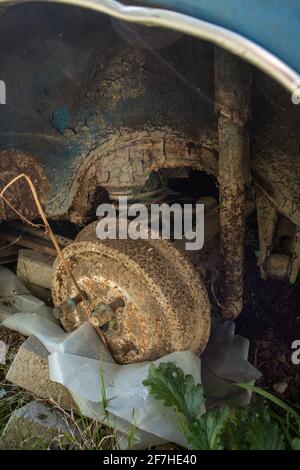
[236,217,300,405]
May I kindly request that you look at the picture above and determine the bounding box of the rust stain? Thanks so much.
[64,130,218,224]
[0,150,48,222]
[52,223,211,364]
[215,49,251,319]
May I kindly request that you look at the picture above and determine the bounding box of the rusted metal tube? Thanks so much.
[215,48,252,319]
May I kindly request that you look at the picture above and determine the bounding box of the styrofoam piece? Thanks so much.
[1,267,261,448]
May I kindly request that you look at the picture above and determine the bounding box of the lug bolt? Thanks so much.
[90,297,125,335]
[59,291,88,315]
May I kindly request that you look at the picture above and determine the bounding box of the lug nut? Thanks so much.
[89,298,125,335]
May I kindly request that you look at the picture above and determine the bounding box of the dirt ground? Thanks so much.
[236,218,300,405]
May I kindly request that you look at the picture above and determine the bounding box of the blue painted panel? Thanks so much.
[139,0,300,74]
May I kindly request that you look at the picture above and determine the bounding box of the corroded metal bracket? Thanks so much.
[256,189,300,284]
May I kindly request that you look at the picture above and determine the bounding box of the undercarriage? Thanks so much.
[0,3,300,364]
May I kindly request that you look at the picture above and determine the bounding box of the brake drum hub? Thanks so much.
[52,223,211,364]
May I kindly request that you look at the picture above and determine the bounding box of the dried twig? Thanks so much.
[0,173,108,349]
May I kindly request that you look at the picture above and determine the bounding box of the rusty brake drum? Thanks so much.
[51,222,211,364]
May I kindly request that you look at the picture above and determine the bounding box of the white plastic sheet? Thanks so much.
[1,266,261,448]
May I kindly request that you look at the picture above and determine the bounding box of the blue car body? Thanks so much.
[0,0,299,226]
[139,0,300,76]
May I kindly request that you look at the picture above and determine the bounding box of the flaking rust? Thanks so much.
[65,129,218,224]
[215,48,252,319]
[52,223,211,364]
[0,150,48,222]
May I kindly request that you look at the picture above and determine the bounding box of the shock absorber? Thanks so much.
[215,48,252,319]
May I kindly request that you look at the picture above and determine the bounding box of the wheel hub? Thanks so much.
[52,222,211,364]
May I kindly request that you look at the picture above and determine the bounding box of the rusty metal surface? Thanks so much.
[52,224,211,364]
[215,48,251,319]
[251,73,300,285]
[0,150,48,222]
[266,254,291,281]
[66,130,218,223]
[1,4,300,311]
[0,4,218,224]
[1,3,299,236]
[256,190,278,280]
[251,72,300,228]
[256,189,300,284]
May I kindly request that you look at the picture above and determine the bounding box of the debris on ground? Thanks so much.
[0,221,71,256]
[236,218,300,404]
[1,220,295,449]
[0,401,79,449]
[272,381,289,395]
[6,336,76,411]
[1,266,260,449]
[17,249,54,290]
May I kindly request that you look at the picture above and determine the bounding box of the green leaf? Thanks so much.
[186,406,231,450]
[245,410,286,450]
[222,408,249,450]
[143,362,204,422]
[238,384,300,429]
[143,365,290,450]
[292,438,300,450]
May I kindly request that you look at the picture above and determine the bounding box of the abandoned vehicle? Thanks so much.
[0,0,299,364]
